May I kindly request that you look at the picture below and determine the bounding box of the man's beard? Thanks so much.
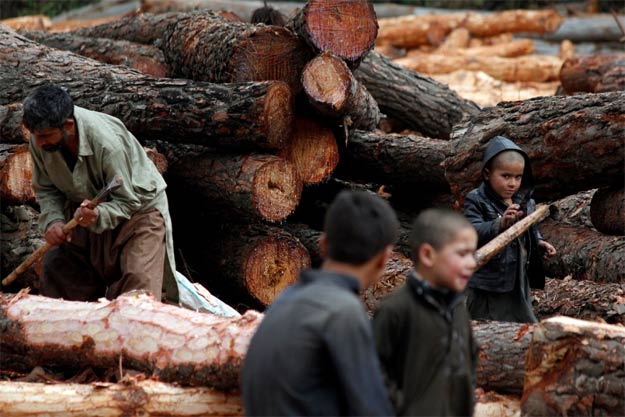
[41,129,68,153]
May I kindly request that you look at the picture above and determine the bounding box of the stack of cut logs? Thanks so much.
[1,0,624,415]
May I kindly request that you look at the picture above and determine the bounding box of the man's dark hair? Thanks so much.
[410,209,473,263]
[250,1,286,26]
[323,191,399,265]
[22,84,74,131]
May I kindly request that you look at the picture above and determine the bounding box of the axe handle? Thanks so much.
[2,176,122,287]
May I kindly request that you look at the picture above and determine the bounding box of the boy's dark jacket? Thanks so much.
[373,272,477,417]
[464,136,546,292]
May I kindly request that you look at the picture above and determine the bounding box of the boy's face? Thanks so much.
[430,227,478,293]
[484,160,524,201]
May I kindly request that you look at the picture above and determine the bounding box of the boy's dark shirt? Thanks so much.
[373,271,477,417]
[241,269,394,417]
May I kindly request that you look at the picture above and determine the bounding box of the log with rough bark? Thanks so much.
[301,53,380,130]
[0,103,28,144]
[75,12,310,91]
[443,92,625,206]
[354,51,480,139]
[167,153,302,223]
[377,10,563,48]
[0,292,262,390]
[362,252,413,314]
[521,317,625,416]
[20,30,170,77]
[532,278,625,325]
[277,116,338,185]
[339,130,451,193]
[0,380,242,417]
[286,0,377,68]
[550,189,594,229]
[0,15,51,31]
[0,144,34,206]
[395,53,562,82]
[560,55,625,94]
[429,38,535,58]
[590,186,624,236]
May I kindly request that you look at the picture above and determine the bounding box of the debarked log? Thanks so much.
[0,144,34,206]
[0,292,262,390]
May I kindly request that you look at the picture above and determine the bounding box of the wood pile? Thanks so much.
[1,1,624,414]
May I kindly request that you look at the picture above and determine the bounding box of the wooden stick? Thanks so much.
[475,204,552,269]
[1,176,122,287]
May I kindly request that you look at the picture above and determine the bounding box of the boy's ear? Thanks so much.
[483,167,491,180]
[418,243,436,268]
[318,233,328,259]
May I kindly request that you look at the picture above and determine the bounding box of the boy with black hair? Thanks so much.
[373,209,479,417]
[463,135,556,323]
[242,190,398,416]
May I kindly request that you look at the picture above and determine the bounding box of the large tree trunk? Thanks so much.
[0,104,28,144]
[281,222,324,267]
[521,317,625,417]
[302,53,380,130]
[0,380,242,417]
[167,153,302,223]
[74,12,309,91]
[362,252,413,314]
[339,130,451,192]
[395,53,562,82]
[0,292,262,390]
[0,144,34,206]
[354,51,480,139]
[590,186,624,236]
[286,0,377,68]
[19,30,170,77]
[560,55,625,94]
[443,92,625,206]
[277,116,339,185]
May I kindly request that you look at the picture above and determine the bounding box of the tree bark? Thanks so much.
[0,103,28,144]
[20,30,170,77]
[590,186,624,236]
[0,380,242,417]
[339,130,451,192]
[277,116,339,185]
[286,0,377,68]
[354,51,480,139]
[362,252,413,314]
[395,53,562,82]
[377,10,563,48]
[560,55,625,94]
[0,292,262,390]
[302,53,380,130]
[281,222,324,267]
[443,92,625,207]
[167,153,302,223]
[0,144,34,206]
[521,317,625,417]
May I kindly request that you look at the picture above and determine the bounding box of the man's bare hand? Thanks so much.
[45,221,71,245]
[499,204,524,231]
[538,240,557,259]
[74,199,99,227]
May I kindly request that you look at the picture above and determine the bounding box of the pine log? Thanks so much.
[443,92,625,206]
[537,14,625,42]
[20,30,170,77]
[0,103,28,144]
[0,380,242,417]
[74,12,310,91]
[597,63,625,93]
[286,0,377,68]
[468,33,514,47]
[436,28,470,51]
[301,53,380,130]
[282,222,324,267]
[277,116,339,185]
[590,186,624,235]
[532,278,625,326]
[560,55,625,94]
[167,153,302,223]
[395,53,562,82]
[474,391,520,417]
[0,292,262,390]
[521,317,625,416]
[550,189,595,229]
[0,15,51,31]
[0,144,34,206]
[339,130,451,193]
[362,252,413,314]
[354,51,480,139]
[377,10,563,48]
[429,39,535,58]
[50,17,125,33]
[0,206,45,291]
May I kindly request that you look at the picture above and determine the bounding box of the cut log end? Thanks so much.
[304,0,378,64]
[244,235,310,306]
[264,81,294,149]
[0,144,34,205]
[302,53,352,109]
[252,158,302,223]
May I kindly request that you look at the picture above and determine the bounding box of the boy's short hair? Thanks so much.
[23,84,74,132]
[324,191,399,265]
[488,150,525,171]
[410,209,473,263]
